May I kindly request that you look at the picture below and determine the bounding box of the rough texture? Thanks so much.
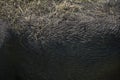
[0,19,7,47]
[14,1,120,80]
[0,0,120,80]
[0,19,16,80]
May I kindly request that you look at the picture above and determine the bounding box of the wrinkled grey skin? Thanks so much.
[0,1,120,80]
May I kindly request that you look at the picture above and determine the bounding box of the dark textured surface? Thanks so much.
[0,1,120,80]
[0,19,15,80]
[0,19,7,47]
[17,19,120,80]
